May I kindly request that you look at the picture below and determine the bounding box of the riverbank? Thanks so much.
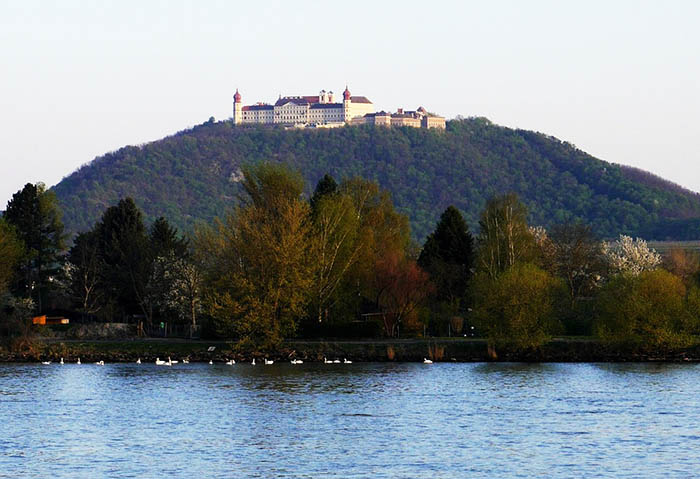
[1,337,699,363]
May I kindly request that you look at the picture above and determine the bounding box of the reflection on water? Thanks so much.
[0,362,698,478]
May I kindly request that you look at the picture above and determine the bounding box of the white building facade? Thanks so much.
[233,87,374,126]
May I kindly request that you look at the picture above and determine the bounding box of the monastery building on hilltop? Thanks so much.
[232,86,445,129]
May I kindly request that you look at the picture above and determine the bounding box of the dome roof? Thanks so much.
[234,89,241,102]
[343,86,351,100]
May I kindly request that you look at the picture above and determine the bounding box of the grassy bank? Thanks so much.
[1,337,699,363]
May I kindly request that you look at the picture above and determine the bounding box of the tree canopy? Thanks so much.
[51,118,700,242]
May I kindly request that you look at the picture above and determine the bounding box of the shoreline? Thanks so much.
[1,338,699,363]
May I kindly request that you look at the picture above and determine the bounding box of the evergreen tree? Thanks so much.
[96,198,150,319]
[150,217,189,258]
[418,206,475,312]
[310,173,338,215]
[3,183,65,312]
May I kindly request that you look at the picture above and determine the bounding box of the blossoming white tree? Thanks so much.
[602,235,661,276]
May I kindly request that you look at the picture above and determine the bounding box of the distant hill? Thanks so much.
[52,118,700,241]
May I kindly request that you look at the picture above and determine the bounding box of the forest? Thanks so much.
[2,170,699,356]
[52,118,700,242]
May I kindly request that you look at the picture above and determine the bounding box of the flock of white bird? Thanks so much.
[41,356,436,365]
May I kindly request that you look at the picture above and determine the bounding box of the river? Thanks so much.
[1,362,698,478]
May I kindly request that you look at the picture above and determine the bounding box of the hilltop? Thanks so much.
[52,118,700,241]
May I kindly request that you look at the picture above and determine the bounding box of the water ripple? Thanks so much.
[0,362,698,477]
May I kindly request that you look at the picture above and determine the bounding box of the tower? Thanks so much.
[343,85,351,122]
[233,89,242,124]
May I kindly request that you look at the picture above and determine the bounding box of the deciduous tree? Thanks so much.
[594,269,692,350]
[472,263,562,353]
[198,164,314,350]
[477,193,535,279]
[373,252,433,337]
[602,235,661,276]
[67,230,103,315]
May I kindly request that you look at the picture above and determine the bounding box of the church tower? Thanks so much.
[233,89,242,124]
[343,85,351,122]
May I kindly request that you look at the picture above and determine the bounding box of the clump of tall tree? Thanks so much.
[65,198,199,334]
[195,164,427,350]
[470,194,562,355]
[197,164,314,350]
[594,269,695,351]
[3,183,66,312]
[418,206,474,335]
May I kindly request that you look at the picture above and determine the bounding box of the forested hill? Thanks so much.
[52,118,700,241]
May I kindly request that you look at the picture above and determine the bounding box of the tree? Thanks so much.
[3,183,65,311]
[66,230,103,315]
[198,163,314,349]
[418,206,475,314]
[150,217,189,258]
[602,235,661,276]
[156,252,203,336]
[310,192,363,324]
[662,248,699,285]
[0,219,24,294]
[476,193,535,279]
[548,223,605,304]
[472,263,562,353]
[96,198,151,320]
[594,269,693,350]
[338,177,411,315]
[146,217,190,321]
[240,162,305,211]
[310,173,338,215]
[373,252,433,337]
[0,294,35,346]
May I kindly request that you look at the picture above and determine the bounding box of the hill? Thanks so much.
[52,118,700,241]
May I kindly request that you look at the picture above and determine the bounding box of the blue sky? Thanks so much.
[1,0,699,206]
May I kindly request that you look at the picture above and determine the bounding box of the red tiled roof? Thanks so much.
[350,96,372,104]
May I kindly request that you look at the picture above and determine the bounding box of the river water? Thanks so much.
[0,362,698,478]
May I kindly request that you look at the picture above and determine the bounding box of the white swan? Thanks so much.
[169,357,178,364]
[333,359,341,364]
[95,360,104,366]
[423,358,433,364]
[155,357,166,365]
[136,358,141,364]
[251,358,256,365]
[264,358,274,365]
[182,358,189,364]
[324,357,333,364]
[343,358,353,364]
[209,360,213,365]
[76,358,81,365]
[41,361,51,365]
[226,359,235,365]
[60,358,64,365]
[291,359,303,364]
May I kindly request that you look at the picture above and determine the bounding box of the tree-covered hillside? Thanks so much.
[52,118,700,240]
